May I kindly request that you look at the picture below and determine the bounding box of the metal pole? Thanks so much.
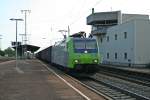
[19,34,25,59]
[21,10,31,59]
[58,30,67,39]
[15,20,18,67]
[10,18,23,68]
[21,35,23,58]
[25,11,27,44]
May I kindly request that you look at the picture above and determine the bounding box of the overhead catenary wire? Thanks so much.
[33,0,103,42]
[68,0,103,26]
[47,0,103,27]
[33,0,103,33]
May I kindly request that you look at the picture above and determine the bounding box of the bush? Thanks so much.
[0,50,5,56]
[4,47,15,57]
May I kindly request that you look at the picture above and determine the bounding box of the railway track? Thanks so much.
[80,77,136,100]
[98,66,150,87]
[45,63,150,100]
[44,63,111,100]
[78,74,150,100]
[89,73,150,100]
[98,70,150,87]
[51,65,150,100]
[73,65,150,100]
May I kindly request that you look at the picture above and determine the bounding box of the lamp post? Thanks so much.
[19,34,25,59]
[10,18,23,67]
[21,10,31,58]
[58,30,67,39]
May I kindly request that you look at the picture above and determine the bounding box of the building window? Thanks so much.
[107,53,109,59]
[115,34,117,40]
[107,36,109,42]
[124,32,127,39]
[115,53,117,59]
[100,38,103,43]
[124,52,127,59]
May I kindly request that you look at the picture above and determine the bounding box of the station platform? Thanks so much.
[0,59,104,100]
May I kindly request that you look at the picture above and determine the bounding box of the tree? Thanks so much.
[0,50,5,56]
[4,47,15,57]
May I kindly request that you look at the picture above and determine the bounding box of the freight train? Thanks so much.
[36,36,101,73]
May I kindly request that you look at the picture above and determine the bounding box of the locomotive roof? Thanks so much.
[54,37,96,46]
[72,37,96,40]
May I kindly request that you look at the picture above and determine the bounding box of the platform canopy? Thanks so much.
[12,44,40,53]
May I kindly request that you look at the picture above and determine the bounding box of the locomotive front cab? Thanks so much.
[68,38,100,72]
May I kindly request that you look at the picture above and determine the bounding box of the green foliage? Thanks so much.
[0,50,5,56]
[4,47,15,57]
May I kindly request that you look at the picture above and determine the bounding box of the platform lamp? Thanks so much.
[10,18,24,67]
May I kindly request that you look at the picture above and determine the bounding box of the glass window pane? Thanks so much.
[115,34,117,40]
[86,41,97,49]
[74,42,85,49]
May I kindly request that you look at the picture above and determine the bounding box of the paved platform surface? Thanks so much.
[0,57,14,63]
[0,60,88,100]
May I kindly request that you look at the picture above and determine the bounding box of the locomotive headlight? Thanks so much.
[84,50,88,53]
[74,59,79,63]
[93,59,98,63]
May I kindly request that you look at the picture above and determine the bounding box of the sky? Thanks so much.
[0,0,150,51]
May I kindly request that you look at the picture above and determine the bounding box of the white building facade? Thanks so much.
[87,10,150,66]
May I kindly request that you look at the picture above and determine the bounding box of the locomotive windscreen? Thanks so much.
[73,39,98,53]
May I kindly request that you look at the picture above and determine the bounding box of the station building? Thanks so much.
[87,10,150,66]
